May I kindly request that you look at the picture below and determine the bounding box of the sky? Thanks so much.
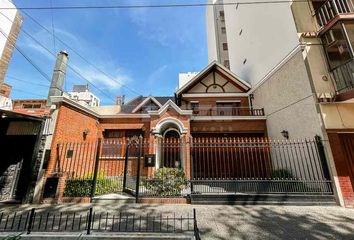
[4,0,208,105]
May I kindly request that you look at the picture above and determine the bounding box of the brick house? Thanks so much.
[42,62,266,199]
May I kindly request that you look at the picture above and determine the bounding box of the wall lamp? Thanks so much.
[83,129,91,140]
[281,130,289,139]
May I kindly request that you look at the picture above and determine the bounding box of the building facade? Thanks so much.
[67,84,100,107]
[207,0,354,207]
[0,0,22,85]
[40,62,269,202]
[206,0,230,69]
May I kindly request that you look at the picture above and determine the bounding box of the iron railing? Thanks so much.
[331,59,354,93]
[0,208,200,238]
[315,0,354,28]
[190,137,333,194]
[183,106,264,117]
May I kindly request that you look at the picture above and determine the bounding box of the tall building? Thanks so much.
[67,84,100,107]
[0,0,22,85]
[206,0,354,207]
[206,0,230,69]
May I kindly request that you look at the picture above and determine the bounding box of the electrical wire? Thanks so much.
[0,1,312,10]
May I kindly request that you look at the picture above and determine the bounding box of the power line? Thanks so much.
[11,88,47,98]
[0,1,310,10]
[0,12,117,103]
[0,29,52,83]
[5,75,50,88]
[21,10,142,96]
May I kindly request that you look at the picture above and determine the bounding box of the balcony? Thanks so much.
[315,0,354,28]
[331,59,354,97]
[184,107,265,117]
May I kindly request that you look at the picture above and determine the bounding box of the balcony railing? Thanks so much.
[315,0,354,28]
[331,59,354,93]
[184,107,265,117]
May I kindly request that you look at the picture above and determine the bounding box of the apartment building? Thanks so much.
[206,0,354,207]
[206,0,230,69]
[67,84,101,107]
[0,0,22,85]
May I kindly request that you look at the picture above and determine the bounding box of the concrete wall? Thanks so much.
[223,0,299,85]
[252,50,323,139]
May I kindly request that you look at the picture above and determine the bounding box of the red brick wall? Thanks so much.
[46,103,100,176]
[327,131,354,208]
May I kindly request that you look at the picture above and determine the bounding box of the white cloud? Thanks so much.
[147,64,168,84]
[71,65,132,90]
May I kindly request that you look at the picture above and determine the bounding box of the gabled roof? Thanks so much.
[175,61,251,96]
[148,99,192,116]
[132,96,162,113]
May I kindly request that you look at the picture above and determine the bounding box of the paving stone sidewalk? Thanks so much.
[0,203,353,240]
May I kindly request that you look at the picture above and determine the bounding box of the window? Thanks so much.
[219,11,225,21]
[22,103,42,109]
[322,23,352,69]
[216,102,241,116]
[223,43,228,51]
[190,102,199,114]
[221,27,226,34]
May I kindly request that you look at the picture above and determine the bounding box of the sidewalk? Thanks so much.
[0,203,353,240]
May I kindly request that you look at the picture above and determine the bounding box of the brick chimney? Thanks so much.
[46,50,69,107]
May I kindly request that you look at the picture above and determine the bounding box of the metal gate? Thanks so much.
[55,139,127,198]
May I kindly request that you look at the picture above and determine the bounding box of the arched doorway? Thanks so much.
[162,127,181,168]
[153,117,188,169]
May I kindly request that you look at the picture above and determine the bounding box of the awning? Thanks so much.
[102,123,145,130]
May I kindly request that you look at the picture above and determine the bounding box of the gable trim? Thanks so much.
[148,99,193,116]
[132,96,162,113]
[176,61,251,96]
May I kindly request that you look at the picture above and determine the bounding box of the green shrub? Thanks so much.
[270,169,293,179]
[64,170,123,197]
[142,168,187,196]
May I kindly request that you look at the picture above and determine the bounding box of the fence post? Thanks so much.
[122,143,130,191]
[90,138,102,200]
[26,208,36,234]
[193,208,200,240]
[86,207,93,235]
[135,136,143,203]
[190,137,194,194]
[315,135,331,180]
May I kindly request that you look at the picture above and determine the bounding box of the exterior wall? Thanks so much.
[100,117,151,139]
[223,0,299,85]
[182,96,249,109]
[252,51,323,139]
[12,99,49,117]
[206,0,230,67]
[191,119,266,134]
[46,104,100,176]
[327,131,354,208]
[0,82,11,97]
[0,1,22,84]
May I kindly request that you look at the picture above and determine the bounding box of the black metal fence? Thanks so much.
[0,208,200,238]
[190,136,333,194]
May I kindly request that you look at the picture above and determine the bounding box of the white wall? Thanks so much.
[206,0,219,63]
[0,0,18,57]
[223,0,299,85]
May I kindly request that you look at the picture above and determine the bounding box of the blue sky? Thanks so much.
[5,0,208,104]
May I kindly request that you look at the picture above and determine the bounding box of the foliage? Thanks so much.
[142,168,187,196]
[64,170,123,197]
[270,169,293,179]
